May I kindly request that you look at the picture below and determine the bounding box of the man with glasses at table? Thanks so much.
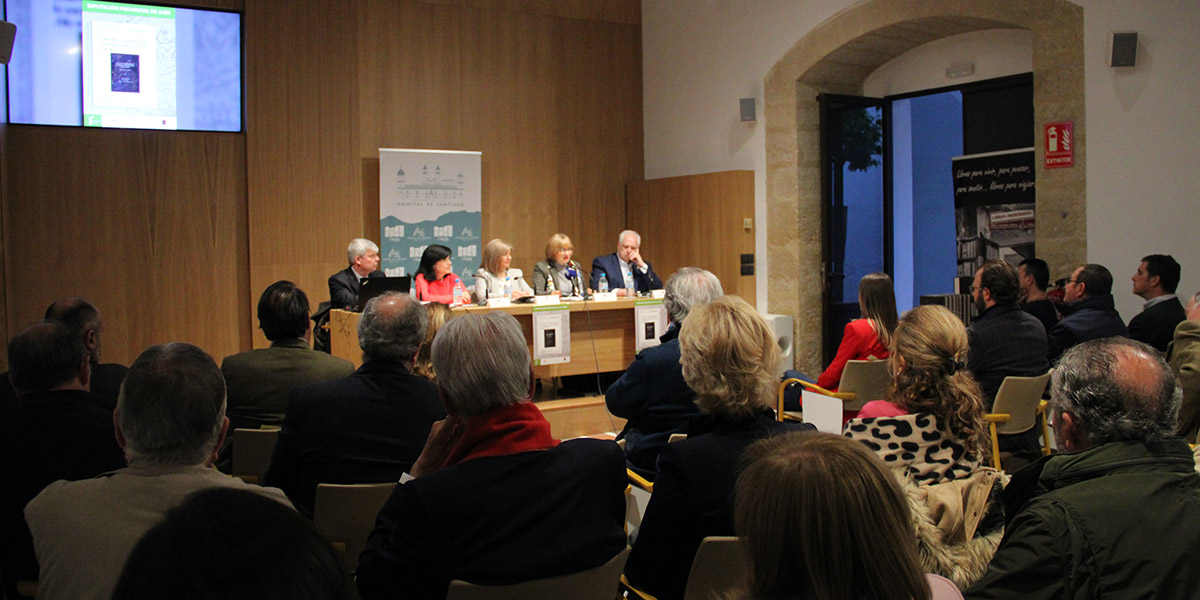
[1047,264,1128,363]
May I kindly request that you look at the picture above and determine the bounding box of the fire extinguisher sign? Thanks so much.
[1044,121,1074,169]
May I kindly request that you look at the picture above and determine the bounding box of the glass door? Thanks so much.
[819,94,888,364]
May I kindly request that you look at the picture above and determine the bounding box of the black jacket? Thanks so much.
[967,304,1048,408]
[1128,296,1186,352]
[1047,294,1128,363]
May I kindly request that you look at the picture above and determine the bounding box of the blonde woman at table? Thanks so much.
[474,239,533,301]
[532,233,587,297]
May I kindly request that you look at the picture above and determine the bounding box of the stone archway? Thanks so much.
[765,0,1085,375]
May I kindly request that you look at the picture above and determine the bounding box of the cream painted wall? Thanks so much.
[644,0,1200,323]
[862,29,1032,97]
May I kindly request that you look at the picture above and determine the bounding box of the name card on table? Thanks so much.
[592,292,618,302]
[486,298,512,308]
[534,295,561,305]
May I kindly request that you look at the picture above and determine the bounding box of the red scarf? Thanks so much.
[443,402,560,468]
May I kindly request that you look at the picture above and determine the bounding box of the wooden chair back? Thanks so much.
[312,482,397,574]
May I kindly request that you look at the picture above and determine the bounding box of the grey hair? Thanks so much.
[1191,290,1200,305]
[358,292,427,364]
[1050,337,1181,445]
[118,343,227,466]
[431,312,530,417]
[664,267,724,324]
[346,238,379,265]
[618,230,641,247]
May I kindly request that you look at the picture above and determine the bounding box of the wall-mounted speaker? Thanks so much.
[0,21,15,65]
[1109,31,1137,67]
[739,97,756,122]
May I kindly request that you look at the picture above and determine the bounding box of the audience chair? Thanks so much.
[445,546,630,600]
[776,359,891,421]
[230,427,280,484]
[621,536,747,600]
[312,482,397,575]
[984,372,1053,470]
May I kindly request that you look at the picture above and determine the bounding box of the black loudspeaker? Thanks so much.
[739,97,756,122]
[1109,31,1137,67]
[0,21,14,65]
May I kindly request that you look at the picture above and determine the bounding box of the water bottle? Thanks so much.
[453,285,462,305]
[546,273,556,294]
[597,273,609,293]
[504,275,513,296]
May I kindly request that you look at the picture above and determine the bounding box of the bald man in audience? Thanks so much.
[1,297,127,416]
[264,292,444,515]
[966,338,1200,599]
[25,342,290,600]
[1047,264,1128,363]
[0,322,126,595]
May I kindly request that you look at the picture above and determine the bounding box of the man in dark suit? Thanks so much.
[967,260,1048,409]
[356,312,627,600]
[590,230,663,296]
[1048,264,1129,363]
[264,291,444,515]
[606,267,723,479]
[1128,254,1186,352]
[328,238,383,310]
[217,281,355,470]
[0,322,126,592]
[2,298,127,416]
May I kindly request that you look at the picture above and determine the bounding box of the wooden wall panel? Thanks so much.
[2,126,248,365]
[627,171,757,305]
[245,0,362,348]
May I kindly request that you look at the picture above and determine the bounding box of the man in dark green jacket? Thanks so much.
[965,337,1200,599]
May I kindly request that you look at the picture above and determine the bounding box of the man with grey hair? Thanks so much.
[606,267,723,478]
[965,337,1200,599]
[265,292,443,515]
[329,237,383,309]
[590,229,663,296]
[356,312,626,599]
[24,343,290,600]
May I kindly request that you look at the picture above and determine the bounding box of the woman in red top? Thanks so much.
[810,272,899,390]
[413,244,472,305]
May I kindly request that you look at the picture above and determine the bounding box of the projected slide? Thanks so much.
[82,2,177,129]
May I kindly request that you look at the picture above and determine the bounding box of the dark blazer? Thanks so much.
[0,361,125,416]
[263,360,444,515]
[589,252,662,293]
[217,339,355,470]
[967,304,1049,408]
[605,325,697,478]
[1021,298,1060,334]
[623,412,813,600]
[1128,296,1186,353]
[1047,294,1129,363]
[328,267,383,310]
[0,389,126,580]
[356,439,628,600]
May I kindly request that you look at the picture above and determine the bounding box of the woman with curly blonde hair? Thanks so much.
[412,302,453,381]
[843,304,1003,589]
[623,296,813,600]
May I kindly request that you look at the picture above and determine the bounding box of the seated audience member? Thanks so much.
[1017,258,1059,333]
[728,432,963,600]
[264,292,444,515]
[967,261,1048,409]
[965,338,1200,599]
[25,343,291,600]
[474,238,533,300]
[356,312,627,599]
[1169,291,1200,441]
[590,230,663,296]
[845,305,1004,588]
[532,233,586,296]
[218,281,354,469]
[1047,264,1128,362]
[606,267,723,479]
[0,322,126,592]
[1127,254,1185,352]
[413,244,472,304]
[623,296,814,600]
[111,488,353,600]
[328,238,383,310]
[783,272,897,402]
[2,298,129,415]
[412,302,453,381]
